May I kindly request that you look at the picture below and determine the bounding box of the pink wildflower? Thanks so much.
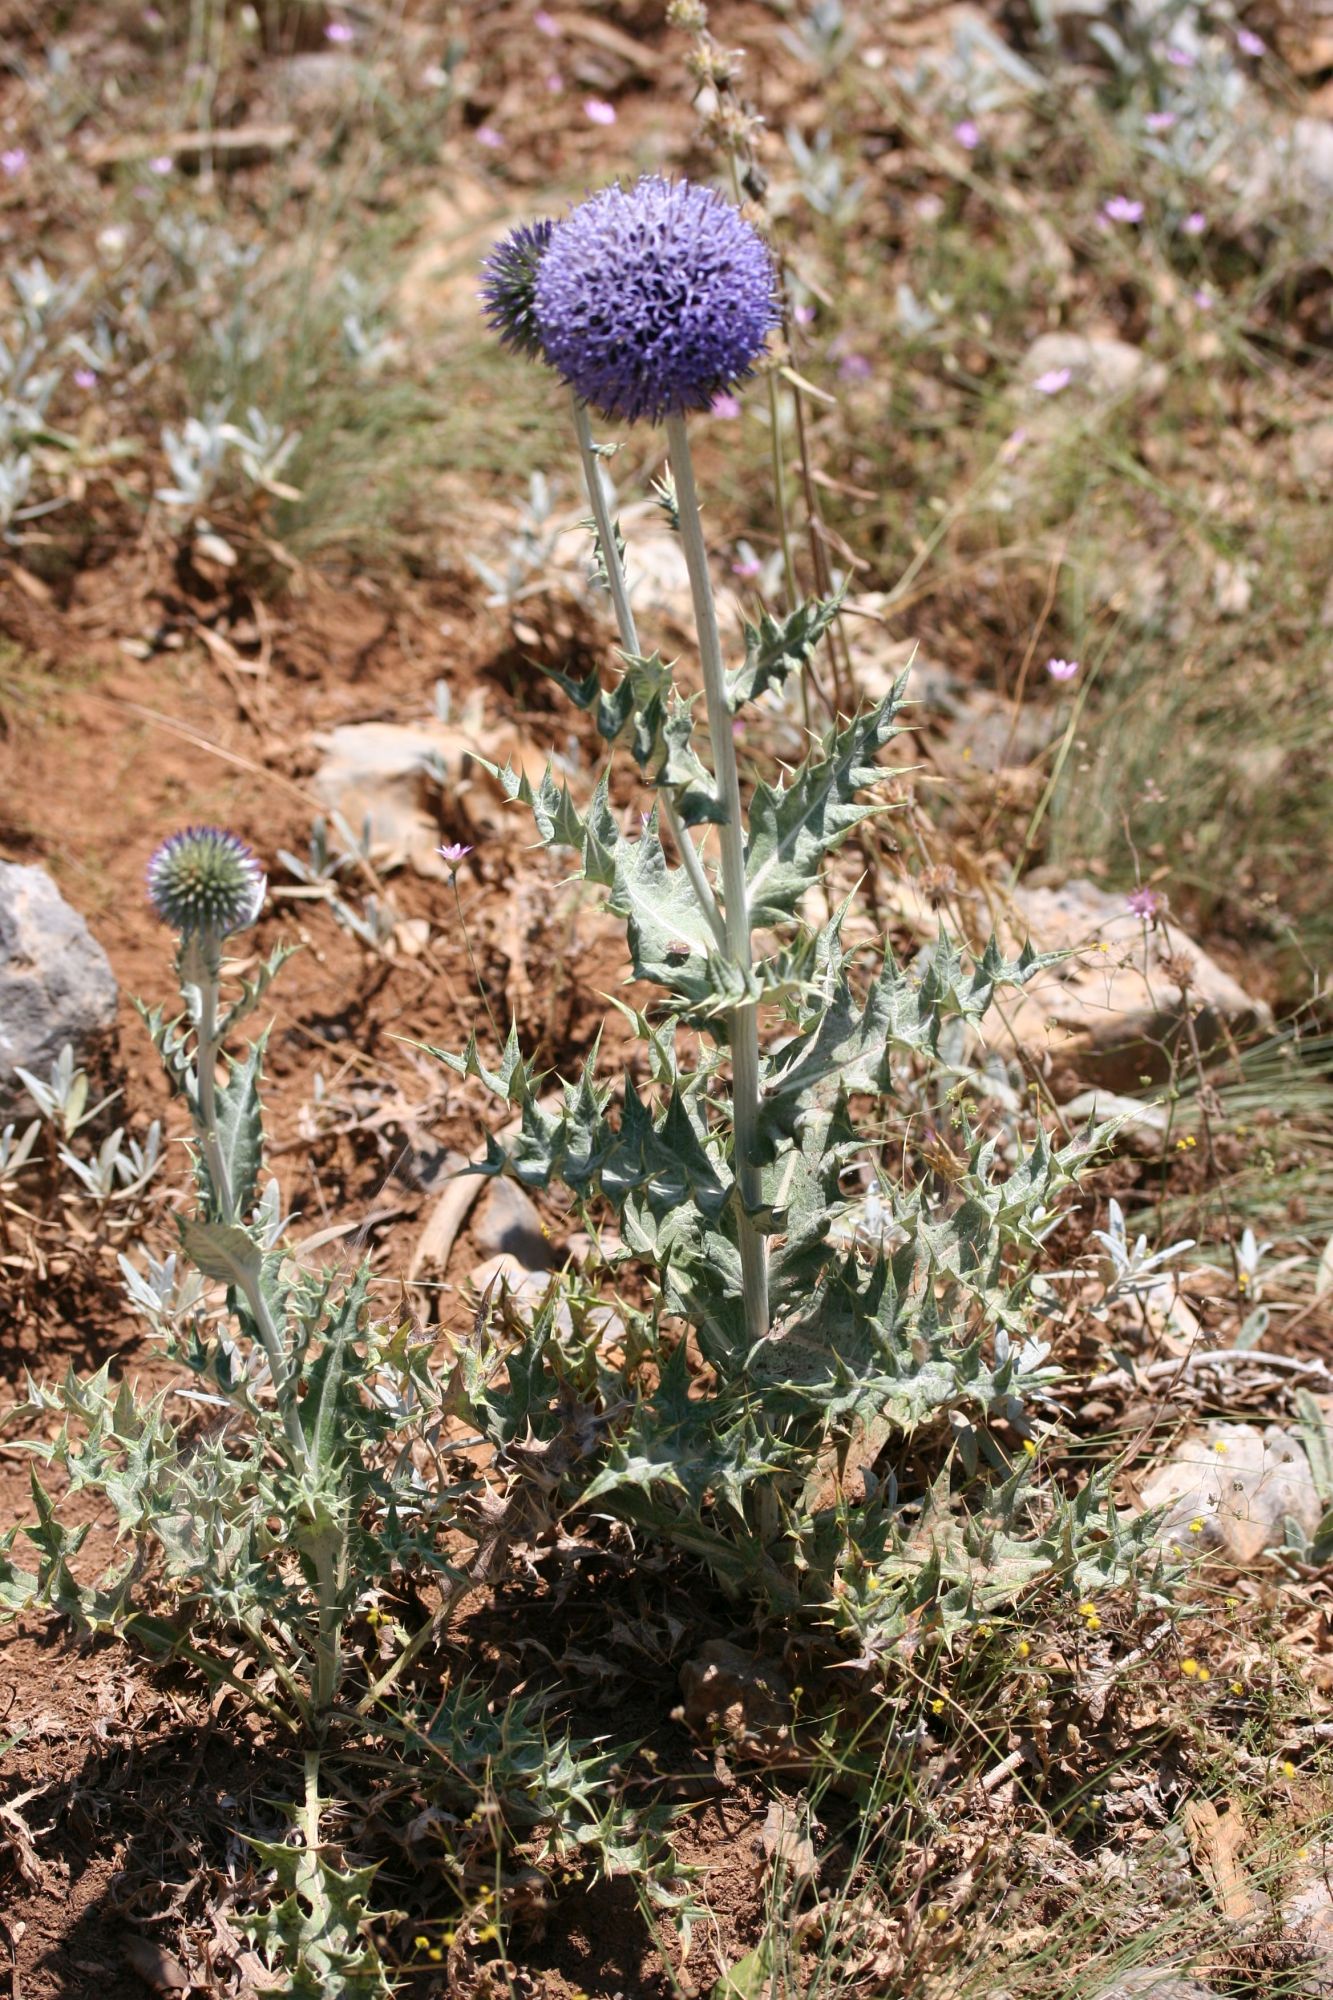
[534,7,560,31]
[325,20,355,42]
[838,351,873,383]
[1182,209,1206,235]
[1,147,27,177]
[439,842,474,867]
[73,366,97,390]
[1046,656,1080,681]
[148,154,174,174]
[1193,287,1214,310]
[1236,26,1265,56]
[1103,194,1145,224]
[1127,885,1162,920]
[953,118,980,150]
[1033,366,1072,395]
[546,71,564,91]
[1144,111,1176,133]
[1166,44,1195,66]
[793,301,816,326]
[711,391,741,419]
[583,97,617,125]
[732,551,763,580]
[476,125,504,149]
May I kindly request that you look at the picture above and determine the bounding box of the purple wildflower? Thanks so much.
[953,118,980,149]
[1193,287,1214,310]
[711,391,741,418]
[73,366,97,390]
[1033,366,1072,395]
[793,301,815,326]
[533,177,779,424]
[1166,44,1195,66]
[1182,209,1206,235]
[1103,195,1145,224]
[534,7,560,31]
[325,20,355,43]
[148,153,174,175]
[1,147,27,177]
[476,125,504,149]
[480,219,554,359]
[838,351,873,383]
[1144,111,1176,133]
[583,97,617,125]
[1236,26,1265,56]
[1046,656,1080,681]
[1127,885,1162,920]
[147,827,266,936]
[546,71,564,91]
[439,841,474,868]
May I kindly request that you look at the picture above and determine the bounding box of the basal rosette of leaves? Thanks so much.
[433,180,1167,1647]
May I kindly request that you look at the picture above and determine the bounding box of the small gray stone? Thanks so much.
[472,1177,556,1268]
[1021,332,1167,403]
[0,863,117,1109]
[1138,1423,1322,1562]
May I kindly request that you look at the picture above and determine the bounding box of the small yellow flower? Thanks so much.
[930,1697,945,1714]
[1225,1594,1238,1608]
[866,1575,880,1592]
[1084,1614,1101,1632]
[414,1935,431,1951]
[1238,1272,1249,1290]
[1078,1601,1097,1616]
[1230,1680,1244,1696]
[1198,1667,1210,1683]
[1017,1639,1031,1659]
[1214,1442,1228,1456]
[1022,1438,1037,1456]
[428,1948,443,1963]
[1298,1847,1311,1862]
[977,1622,992,1637]
[476,1923,499,1944]
[1281,1760,1296,1779]
[1188,1518,1204,1535]
[1181,1657,1200,1678]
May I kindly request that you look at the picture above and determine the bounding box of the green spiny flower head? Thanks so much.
[480,219,555,361]
[146,826,266,937]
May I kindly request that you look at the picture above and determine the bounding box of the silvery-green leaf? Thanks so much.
[206,1031,268,1221]
[745,693,905,926]
[179,1216,266,1288]
[726,591,843,712]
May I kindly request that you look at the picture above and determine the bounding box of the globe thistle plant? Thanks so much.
[479,219,555,361]
[147,825,266,939]
[533,176,778,425]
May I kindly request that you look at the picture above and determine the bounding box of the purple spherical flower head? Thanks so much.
[480,218,555,361]
[147,826,266,936]
[534,176,779,425]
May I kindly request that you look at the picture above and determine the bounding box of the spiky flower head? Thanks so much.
[480,219,555,361]
[147,826,266,936]
[534,176,779,425]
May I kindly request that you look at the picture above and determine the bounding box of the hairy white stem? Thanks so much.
[665,410,769,1346]
[570,397,726,952]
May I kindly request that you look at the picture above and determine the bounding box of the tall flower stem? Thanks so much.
[192,953,310,1471]
[570,397,726,952]
[665,411,769,1347]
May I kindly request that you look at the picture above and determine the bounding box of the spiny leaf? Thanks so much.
[726,591,844,712]
[745,691,906,925]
